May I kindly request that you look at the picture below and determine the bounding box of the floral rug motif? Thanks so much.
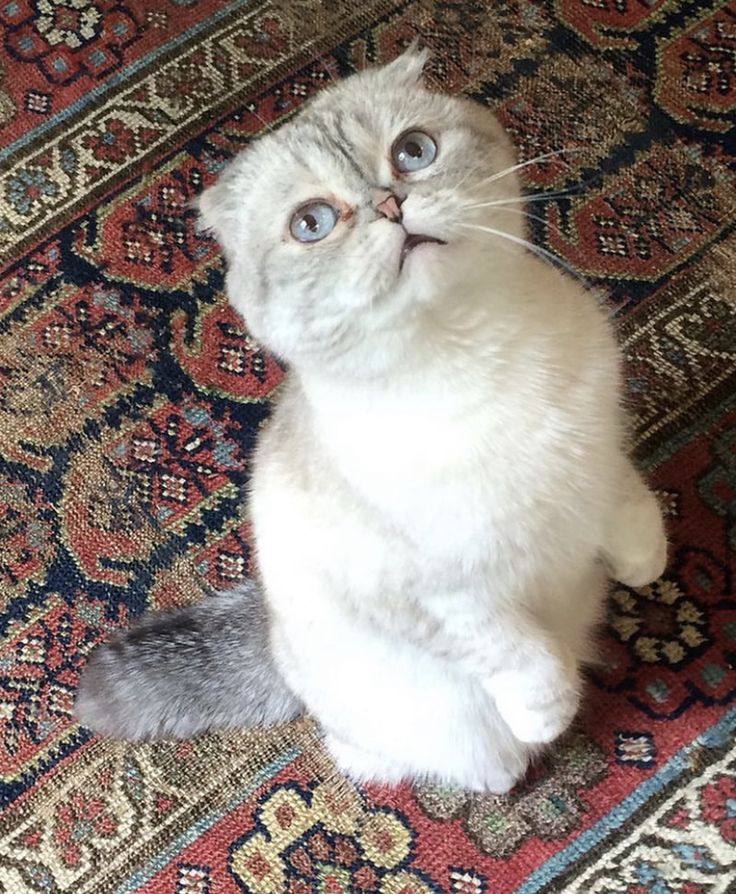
[1,1,735,892]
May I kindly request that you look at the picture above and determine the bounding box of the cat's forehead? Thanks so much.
[243,82,461,203]
[301,76,462,154]
[241,122,371,210]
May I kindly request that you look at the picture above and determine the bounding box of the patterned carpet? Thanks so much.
[1,1,735,891]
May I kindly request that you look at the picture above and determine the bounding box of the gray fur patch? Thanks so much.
[75,581,302,740]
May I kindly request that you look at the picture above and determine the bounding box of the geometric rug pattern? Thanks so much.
[1,1,735,891]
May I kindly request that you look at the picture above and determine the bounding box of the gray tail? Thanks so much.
[75,582,301,741]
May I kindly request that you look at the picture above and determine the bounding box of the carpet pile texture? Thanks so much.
[1,1,735,891]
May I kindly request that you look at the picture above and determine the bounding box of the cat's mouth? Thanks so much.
[400,232,446,270]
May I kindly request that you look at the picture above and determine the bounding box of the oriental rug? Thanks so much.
[0,1,735,892]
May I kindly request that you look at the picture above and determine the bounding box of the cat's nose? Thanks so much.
[374,192,403,223]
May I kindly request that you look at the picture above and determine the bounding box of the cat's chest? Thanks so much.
[313,396,548,526]
[327,405,488,477]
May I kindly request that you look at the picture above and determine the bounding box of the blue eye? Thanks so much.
[392,130,437,173]
[290,201,338,243]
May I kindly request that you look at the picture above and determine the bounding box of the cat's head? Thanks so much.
[198,47,521,375]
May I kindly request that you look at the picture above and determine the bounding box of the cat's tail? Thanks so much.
[74,582,302,741]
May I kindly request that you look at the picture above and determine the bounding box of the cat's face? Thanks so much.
[199,48,521,373]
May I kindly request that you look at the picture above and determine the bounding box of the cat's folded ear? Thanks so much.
[381,41,430,84]
[193,162,241,257]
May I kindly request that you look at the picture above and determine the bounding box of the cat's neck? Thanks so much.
[297,301,529,419]
[294,253,570,428]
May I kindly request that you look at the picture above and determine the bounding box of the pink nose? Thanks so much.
[375,193,403,223]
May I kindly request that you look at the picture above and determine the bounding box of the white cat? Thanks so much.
[75,47,667,792]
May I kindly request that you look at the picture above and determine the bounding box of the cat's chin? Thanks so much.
[399,233,446,271]
[399,237,446,278]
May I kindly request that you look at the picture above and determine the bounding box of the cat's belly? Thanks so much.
[251,422,608,775]
[253,463,602,785]
[250,437,606,627]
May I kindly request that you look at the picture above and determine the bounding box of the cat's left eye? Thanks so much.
[392,130,437,173]
[290,201,338,243]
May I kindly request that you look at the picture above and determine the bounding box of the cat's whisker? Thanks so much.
[465,194,569,211]
[454,159,492,192]
[473,148,583,190]
[317,54,339,85]
[463,183,590,210]
[487,206,568,239]
[453,163,476,191]
[460,222,587,285]
[246,103,276,135]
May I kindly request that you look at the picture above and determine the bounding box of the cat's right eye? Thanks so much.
[290,201,338,243]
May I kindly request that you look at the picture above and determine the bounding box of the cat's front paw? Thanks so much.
[486,653,581,744]
[604,483,668,588]
[608,522,667,589]
[611,544,667,589]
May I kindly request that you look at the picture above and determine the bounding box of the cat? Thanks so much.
[75,47,667,792]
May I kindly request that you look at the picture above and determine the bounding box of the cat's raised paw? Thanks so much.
[610,539,668,588]
[603,474,668,588]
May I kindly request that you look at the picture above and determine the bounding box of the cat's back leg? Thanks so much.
[271,604,532,794]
